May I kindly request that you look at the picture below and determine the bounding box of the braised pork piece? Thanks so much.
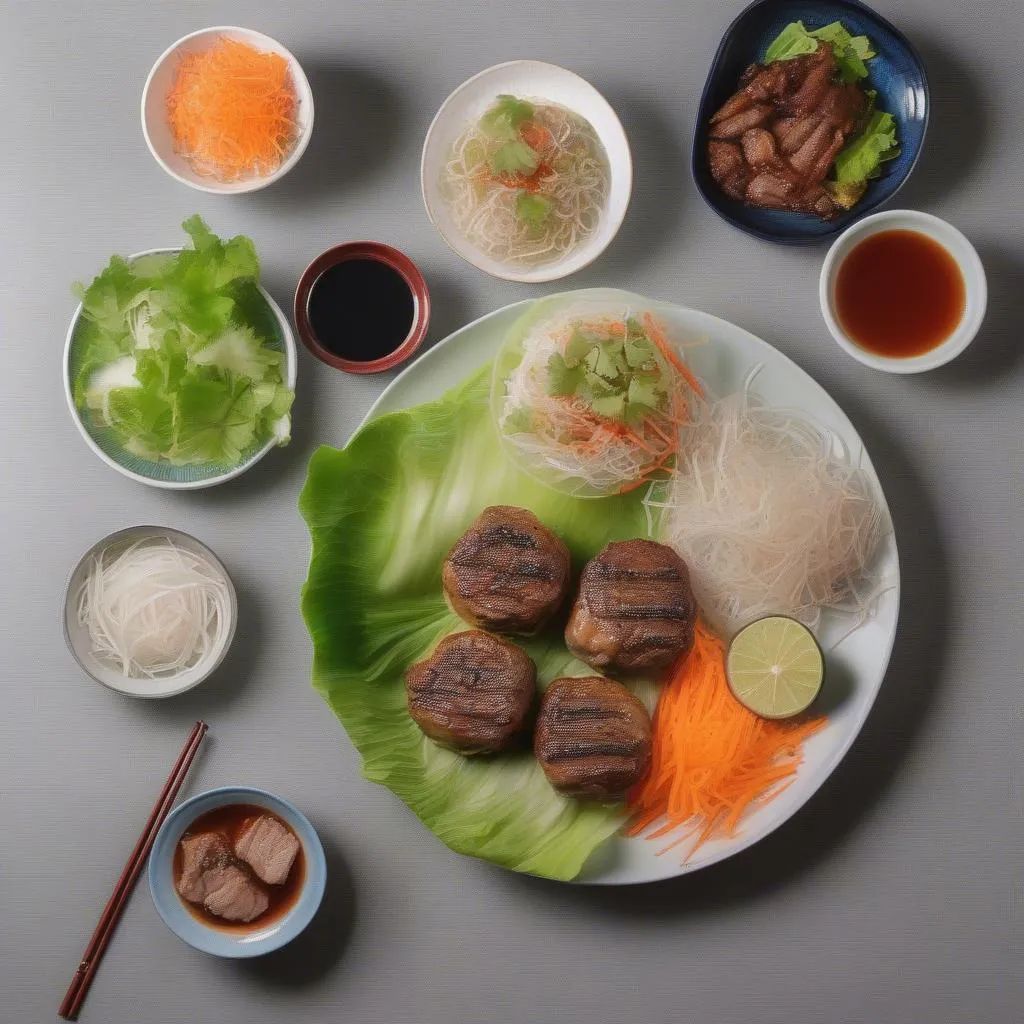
[405,630,536,754]
[234,813,301,886]
[565,540,696,676]
[176,832,269,924]
[442,506,571,634]
[534,676,652,800]
[707,42,868,218]
[174,804,305,930]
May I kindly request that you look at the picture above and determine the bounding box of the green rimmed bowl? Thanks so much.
[63,247,298,490]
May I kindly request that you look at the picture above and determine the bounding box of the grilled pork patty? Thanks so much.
[534,676,652,800]
[565,539,696,675]
[442,506,571,635]
[405,630,537,754]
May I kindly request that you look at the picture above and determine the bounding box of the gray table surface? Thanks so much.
[2,1,1021,1021]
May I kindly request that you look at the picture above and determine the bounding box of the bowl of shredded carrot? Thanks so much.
[142,26,314,194]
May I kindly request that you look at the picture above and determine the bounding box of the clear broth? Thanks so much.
[172,803,305,933]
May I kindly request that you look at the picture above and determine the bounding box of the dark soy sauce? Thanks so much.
[835,230,965,358]
[307,258,416,363]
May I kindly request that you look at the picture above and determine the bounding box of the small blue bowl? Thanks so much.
[149,787,326,958]
[692,0,929,244]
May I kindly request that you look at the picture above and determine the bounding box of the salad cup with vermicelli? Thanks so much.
[491,292,704,497]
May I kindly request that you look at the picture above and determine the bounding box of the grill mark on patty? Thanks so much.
[479,524,538,549]
[540,729,649,762]
[566,540,697,675]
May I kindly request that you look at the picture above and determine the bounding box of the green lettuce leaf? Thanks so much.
[764,20,875,82]
[834,110,900,184]
[299,368,652,880]
[169,374,260,465]
[763,21,820,63]
[70,217,293,467]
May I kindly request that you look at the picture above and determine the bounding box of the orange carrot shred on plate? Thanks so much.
[643,312,705,399]
[166,37,298,181]
[625,620,825,861]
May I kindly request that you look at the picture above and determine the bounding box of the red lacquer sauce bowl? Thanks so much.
[293,241,431,374]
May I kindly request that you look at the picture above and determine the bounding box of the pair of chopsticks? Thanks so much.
[58,721,208,1021]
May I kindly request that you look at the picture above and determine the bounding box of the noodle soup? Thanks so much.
[441,95,610,269]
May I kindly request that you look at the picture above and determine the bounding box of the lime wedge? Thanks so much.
[726,616,824,719]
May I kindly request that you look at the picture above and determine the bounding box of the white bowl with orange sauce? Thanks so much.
[819,210,987,373]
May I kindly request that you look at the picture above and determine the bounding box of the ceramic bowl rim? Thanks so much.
[61,524,238,699]
[818,208,987,372]
[292,241,432,374]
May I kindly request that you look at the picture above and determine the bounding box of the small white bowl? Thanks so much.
[421,60,632,284]
[63,525,238,699]
[142,26,314,194]
[819,210,987,374]
[64,247,297,490]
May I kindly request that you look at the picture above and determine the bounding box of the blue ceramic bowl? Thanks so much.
[692,0,929,244]
[149,787,326,958]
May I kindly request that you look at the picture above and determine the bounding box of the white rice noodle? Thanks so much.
[77,538,231,678]
[646,382,887,635]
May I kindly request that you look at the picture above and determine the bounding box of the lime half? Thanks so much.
[726,616,824,719]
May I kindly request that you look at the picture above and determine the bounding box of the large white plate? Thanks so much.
[363,292,900,885]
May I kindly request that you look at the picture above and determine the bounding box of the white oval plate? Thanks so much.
[362,291,900,884]
[421,61,632,283]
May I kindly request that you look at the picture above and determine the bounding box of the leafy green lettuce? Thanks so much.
[764,20,875,82]
[834,109,900,184]
[71,216,293,466]
[299,368,652,880]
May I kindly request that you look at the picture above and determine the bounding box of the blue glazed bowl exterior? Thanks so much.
[148,786,327,958]
[692,0,929,244]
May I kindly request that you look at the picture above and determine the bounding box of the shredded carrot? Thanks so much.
[166,37,298,181]
[626,620,825,860]
[643,312,705,398]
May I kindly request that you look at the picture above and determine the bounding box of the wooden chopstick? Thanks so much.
[58,721,208,1021]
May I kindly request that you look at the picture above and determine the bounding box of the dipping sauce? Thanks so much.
[835,229,966,358]
[307,258,416,364]
[173,803,305,933]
